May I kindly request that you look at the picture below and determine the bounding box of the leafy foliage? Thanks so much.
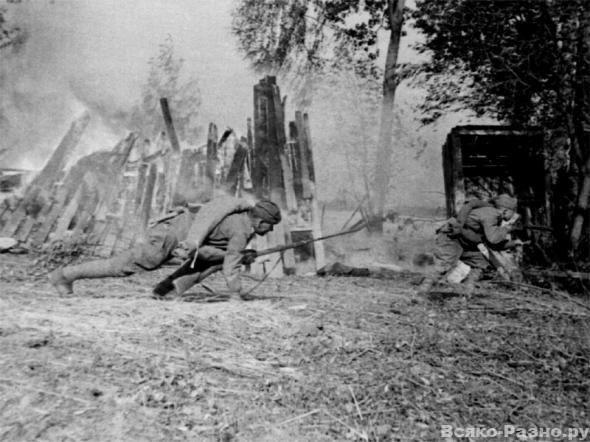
[231,0,389,107]
[411,0,582,134]
[129,36,202,145]
[0,6,22,51]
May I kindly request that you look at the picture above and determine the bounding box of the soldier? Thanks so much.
[152,199,281,300]
[418,194,521,295]
[48,197,280,299]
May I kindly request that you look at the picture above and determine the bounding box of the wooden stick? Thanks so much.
[275,409,321,426]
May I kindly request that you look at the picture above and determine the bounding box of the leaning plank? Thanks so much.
[29,185,68,245]
[29,112,91,190]
[140,163,158,230]
[0,206,27,237]
[53,185,84,239]
[224,143,248,195]
[160,98,181,153]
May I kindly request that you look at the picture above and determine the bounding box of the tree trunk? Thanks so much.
[371,0,405,228]
[569,4,590,253]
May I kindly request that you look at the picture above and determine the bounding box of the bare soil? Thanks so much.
[0,253,589,441]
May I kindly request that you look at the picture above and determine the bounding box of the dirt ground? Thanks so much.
[1,252,589,441]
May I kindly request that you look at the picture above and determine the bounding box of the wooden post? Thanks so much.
[253,77,284,203]
[301,112,325,270]
[160,98,181,153]
[206,123,218,199]
[295,111,313,199]
[288,121,303,200]
[29,112,91,189]
[450,130,466,216]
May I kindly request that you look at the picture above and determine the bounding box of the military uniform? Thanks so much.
[153,211,256,296]
[48,197,252,295]
[434,206,513,274]
[418,194,518,294]
[49,198,280,298]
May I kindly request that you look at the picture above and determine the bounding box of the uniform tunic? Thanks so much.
[197,212,255,291]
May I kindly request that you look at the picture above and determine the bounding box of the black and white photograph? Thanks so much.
[0,0,588,440]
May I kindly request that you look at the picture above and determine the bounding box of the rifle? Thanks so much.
[241,219,367,261]
[172,219,367,296]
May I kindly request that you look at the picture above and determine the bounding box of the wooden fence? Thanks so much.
[0,78,324,272]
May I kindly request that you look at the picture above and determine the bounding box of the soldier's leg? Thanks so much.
[459,250,489,296]
[49,226,177,295]
[418,232,463,294]
[152,246,226,297]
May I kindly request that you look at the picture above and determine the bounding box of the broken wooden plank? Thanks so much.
[53,185,84,239]
[295,111,313,199]
[160,98,181,153]
[224,143,248,195]
[0,205,26,238]
[29,185,68,245]
[29,112,90,191]
[134,163,149,211]
[140,163,158,230]
[205,123,218,199]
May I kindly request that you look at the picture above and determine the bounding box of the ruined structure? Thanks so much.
[0,78,322,274]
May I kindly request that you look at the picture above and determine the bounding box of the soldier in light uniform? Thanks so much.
[49,198,281,300]
[152,200,281,299]
[418,194,520,295]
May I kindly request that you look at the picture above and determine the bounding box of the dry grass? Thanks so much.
[0,253,589,441]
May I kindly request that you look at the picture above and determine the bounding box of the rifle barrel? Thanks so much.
[253,221,366,258]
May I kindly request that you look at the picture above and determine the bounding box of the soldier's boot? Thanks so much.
[49,257,130,295]
[462,268,483,298]
[152,258,197,298]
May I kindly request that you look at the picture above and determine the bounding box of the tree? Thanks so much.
[0,5,22,51]
[231,0,406,222]
[411,0,590,255]
[129,36,202,145]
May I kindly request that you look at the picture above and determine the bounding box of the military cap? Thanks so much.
[252,200,282,224]
[494,194,518,211]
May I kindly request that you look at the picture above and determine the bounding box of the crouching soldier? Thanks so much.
[151,200,282,300]
[48,196,274,297]
[417,194,520,295]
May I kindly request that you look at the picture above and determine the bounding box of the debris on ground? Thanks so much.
[0,254,588,441]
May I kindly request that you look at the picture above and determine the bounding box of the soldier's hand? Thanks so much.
[240,249,258,265]
[172,240,197,260]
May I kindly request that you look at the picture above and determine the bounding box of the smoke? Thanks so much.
[0,1,130,170]
[0,0,259,173]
